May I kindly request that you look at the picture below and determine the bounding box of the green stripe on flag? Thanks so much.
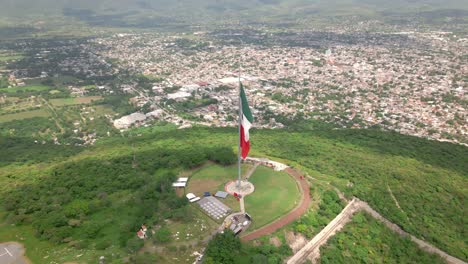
[240,83,253,123]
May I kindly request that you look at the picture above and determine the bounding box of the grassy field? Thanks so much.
[0,85,50,93]
[93,105,115,116]
[186,162,300,230]
[151,206,219,263]
[244,165,300,230]
[164,206,219,244]
[49,96,103,106]
[0,53,24,62]
[186,163,253,213]
[82,84,97,89]
[0,97,39,114]
[0,209,122,264]
[0,109,49,122]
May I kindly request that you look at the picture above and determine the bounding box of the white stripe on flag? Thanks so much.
[242,114,251,142]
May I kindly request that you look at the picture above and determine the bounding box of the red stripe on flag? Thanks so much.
[240,125,250,159]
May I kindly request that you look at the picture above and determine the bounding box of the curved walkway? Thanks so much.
[241,166,311,241]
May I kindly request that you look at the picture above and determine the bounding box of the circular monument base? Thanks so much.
[225,180,255,196]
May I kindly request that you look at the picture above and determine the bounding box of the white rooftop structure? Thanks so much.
[172,182,187,187]
[172,177,189,188]
[182,84,200,91]
[246,157,289,171]
[168,91,191,100]
[186,193,200,203]
[218,77,245,84]
[146,109,164,118]
[113,112,146,129]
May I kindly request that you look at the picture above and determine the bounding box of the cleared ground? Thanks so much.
[0,53,24,62]
[49,96,103,106]
[0,242,29,264]
[0,85,50,94]
[0,109,50,122]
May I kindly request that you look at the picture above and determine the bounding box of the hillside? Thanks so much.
[0,125,466,263]
[1,0,467,28]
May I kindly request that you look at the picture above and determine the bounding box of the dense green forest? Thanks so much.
[294,187,345,238]
[319,212,446,263]
[2,140,236,251]
[0,125,466,262]
[204,230,292,264]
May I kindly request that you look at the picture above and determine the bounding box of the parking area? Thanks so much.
[198,196,231,220]
[0,243,28,264]
[224,213,252,236]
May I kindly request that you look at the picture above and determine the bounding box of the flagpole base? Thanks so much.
[225,180,255,197]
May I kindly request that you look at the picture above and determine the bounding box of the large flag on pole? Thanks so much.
[240,83,253,159]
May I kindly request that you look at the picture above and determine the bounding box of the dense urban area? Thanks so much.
[1,24,467,145]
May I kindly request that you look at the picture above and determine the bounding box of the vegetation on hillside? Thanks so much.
[294,187,345,238]
[319,212,446,263]
[2,143,236,252]
[255,128,467,260]
[0,125,466,262]
[204,230,292,264]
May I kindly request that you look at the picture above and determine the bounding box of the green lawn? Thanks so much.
[0,85,50,93]
[173,162,301,231]
[186,162,252,195]
[0,54,23,62]
[82,84,97,89]
[186,163,253,213]
[0,109,50,122]
[93,105,115,116]
[49,96,103,106]
[49,97,76,106]
[244,165,300,230]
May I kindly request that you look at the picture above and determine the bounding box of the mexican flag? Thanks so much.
[240,83,253,159]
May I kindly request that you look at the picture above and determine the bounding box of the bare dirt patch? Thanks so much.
[188,179,221,195]
[285,231,307,253]
[75,96,102,104]
[270,236,282,247]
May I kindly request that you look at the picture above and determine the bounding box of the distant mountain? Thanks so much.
[0,0,467,27]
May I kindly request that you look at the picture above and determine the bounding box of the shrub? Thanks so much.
[154,227,171,243]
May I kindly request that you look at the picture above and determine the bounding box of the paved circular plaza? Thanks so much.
[225,180,255,196]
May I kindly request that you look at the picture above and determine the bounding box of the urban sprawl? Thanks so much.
[1,28,467,145]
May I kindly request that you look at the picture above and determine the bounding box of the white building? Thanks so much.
[113,112,146,129]
[146,109,164,118]
[168,91,191,100]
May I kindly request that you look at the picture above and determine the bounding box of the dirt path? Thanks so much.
[387,185,402,210]
[240,167,310,241]
[40,96,64,133]
[287,198,467,264]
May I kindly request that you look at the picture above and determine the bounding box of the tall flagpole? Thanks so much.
[237,45,242,188]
